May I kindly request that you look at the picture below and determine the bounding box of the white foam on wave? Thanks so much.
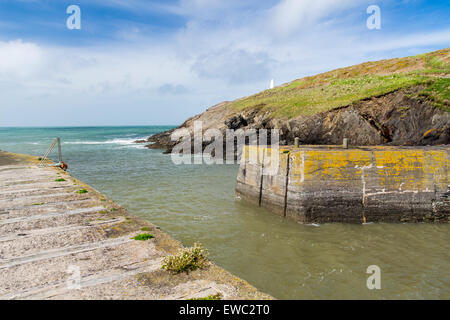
[64,136,148,147]
[64,141,105,145]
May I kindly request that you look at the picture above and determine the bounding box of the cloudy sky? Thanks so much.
[0,0,449,126]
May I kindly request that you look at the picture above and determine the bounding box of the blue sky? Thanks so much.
[0,0,449,126]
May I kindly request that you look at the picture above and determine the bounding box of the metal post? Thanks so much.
[343,138,349,149]
[57,137,62,164]
[294,137,300,148]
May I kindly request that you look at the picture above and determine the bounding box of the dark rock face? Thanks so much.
[275,87,449,146]
[225,115,248,130]
[139,86,449,155]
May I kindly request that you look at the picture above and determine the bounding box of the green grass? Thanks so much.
[162,243,208,273]
[132,233,154,241]
[229,48,449,119]
[189,293,223,300]
[416,78,450,111]
[76,189,88,194]
[421,55,450,74]
[55,178,66,182]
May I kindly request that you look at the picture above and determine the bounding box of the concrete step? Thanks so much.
[0,217,124,243]
[0,181,73,191]
[0,218,127,259]
[0,186,70,200]
[0,236,134,269]
[1,259,162,300]
[0,172,56,181]
[0,193,88,209]
[0,206,105,234]
[1,179,56,187]
[1,199,97,219]
[0,239,160,295]
[0,166,36,172]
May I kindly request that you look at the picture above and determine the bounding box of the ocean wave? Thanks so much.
[64,141,105,145]
[64,137,148,146]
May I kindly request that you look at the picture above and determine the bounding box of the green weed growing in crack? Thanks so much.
[161,243,208,273]
[132,233,154,241]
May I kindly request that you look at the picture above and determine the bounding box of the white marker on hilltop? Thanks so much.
[269,79,274,89]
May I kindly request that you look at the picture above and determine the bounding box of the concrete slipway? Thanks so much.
[0,151,271,300]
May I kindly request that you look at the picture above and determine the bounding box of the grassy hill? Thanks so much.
[231,48,449,118]
[146,47,450,151]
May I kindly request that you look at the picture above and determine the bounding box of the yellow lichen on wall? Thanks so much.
[374,150,420,190]
[289,149,372,185]
[423,150,448,191]
[242,146,448,193]
[373,150,447,191]
[290,151,305,185]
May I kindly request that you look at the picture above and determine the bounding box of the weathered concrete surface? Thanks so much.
[0,151,271,300]
[236,145,449,223]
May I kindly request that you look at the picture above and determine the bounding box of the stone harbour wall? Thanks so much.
[235,145,449,223]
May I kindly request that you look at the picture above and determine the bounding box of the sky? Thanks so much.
[0,0,449,126]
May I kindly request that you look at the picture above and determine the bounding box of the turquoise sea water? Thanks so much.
[0,126,449,299]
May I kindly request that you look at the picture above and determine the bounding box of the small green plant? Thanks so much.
[110,207,117,212]
[55,178,66,182]
[33,203,44,206]
[416,78,450,111]
[76,189,88,194]
[161,243,209,273]
[189,293,222,300]
[99,210,108,214]
[132,233,154,241]
[140,227,151,231]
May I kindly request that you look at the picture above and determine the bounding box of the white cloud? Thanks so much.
[158,83,190,95]
[363,28,450,52]
[192,48,274,84]
[0,40,44,79]
[269,0,364,36]
[0,0,449,126]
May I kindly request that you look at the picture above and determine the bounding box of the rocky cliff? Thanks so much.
[142,48,450,154]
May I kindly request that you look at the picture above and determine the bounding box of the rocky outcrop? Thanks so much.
[142,85,449,155]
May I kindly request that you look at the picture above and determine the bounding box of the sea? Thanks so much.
[0,126,448,299]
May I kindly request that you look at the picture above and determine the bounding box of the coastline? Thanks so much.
[0,150,272,300]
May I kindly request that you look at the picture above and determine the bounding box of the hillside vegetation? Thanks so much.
[231,48,450,118]
[145,48,450,151]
